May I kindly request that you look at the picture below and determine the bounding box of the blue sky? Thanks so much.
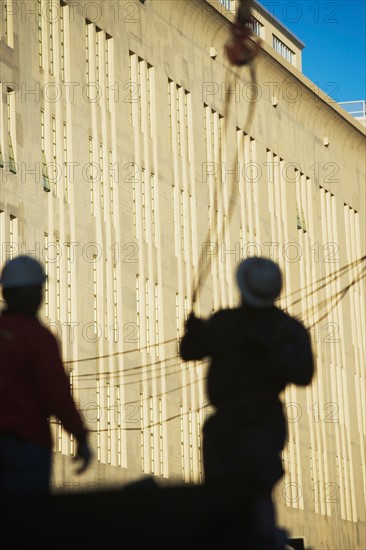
[260,0,366,102]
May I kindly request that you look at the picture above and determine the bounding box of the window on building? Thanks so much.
[99,143,104,213]
[56,237,61,322]
[96,379,101,461]
[168,80,173,149]
[60,9,65,80]
[85,20,91,86]
[69,370,74,455]
[172,184,178,257]
[149,396,154,474]
[197,411,202,482]
[49,1,54,75]
[219,0,231,11]
[180,189,185,257]
[188,409,194,481]
[113,264,118,343]
[140,392,145,470]
[137,58,143,130]
[154,282,159,357]
[7,87,16,173]
[175,292,180,350]
[105,35,112,109]
[151,173,156,245]
[246,17,263,37]
[129,52,135,127]
[136,57,154,134]
[273,35,294,64]
[184,296,188,322]
[93,254,98,334]
[51,115,57,194]
[106,382,111,464]
[145,278,150,354]
[169,81,191,158]
[109,150,114,219]
[63,122,68,202]
[95,27,102,102]
[295,172,309,233]
[85,20,112,106]
[184,91,191,160]
[57,419,63,453]
[66,243,71,323]
[38,0,43,67]
[146,63,153,134]
[180,405,185,480]
[89,137,94,214]
[158,398,164,476]
[136,275,140,350]
[116,385,122,466]
[41,109,50,192]
[4,0,14,48]
[44,233,49,317]
[176,85,182,154]
[104,262,108,340]
[9,215,17,259]
[85,27,113,109]
[60,1,69,82]
[141,167,146,239]
[132,170,137,236]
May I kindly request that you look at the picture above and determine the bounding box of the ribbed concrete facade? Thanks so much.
[0,1,365,548]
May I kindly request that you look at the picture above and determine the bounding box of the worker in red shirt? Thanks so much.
[0,255,92,494]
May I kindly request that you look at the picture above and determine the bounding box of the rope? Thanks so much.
[82,263,366,431]
[62,256,365,372]
[192,0,260,308]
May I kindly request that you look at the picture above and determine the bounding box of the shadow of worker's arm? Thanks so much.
[273,320,315,387]
[180,313,212,361]
[33,329,89,441]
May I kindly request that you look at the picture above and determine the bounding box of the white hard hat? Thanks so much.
[0,255,47,288]
[236,257,282,308]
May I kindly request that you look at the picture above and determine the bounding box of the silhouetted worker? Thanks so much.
[0,255,92,495]
[180,257,314,548]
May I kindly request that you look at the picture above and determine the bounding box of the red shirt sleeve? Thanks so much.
[32,328,88,442]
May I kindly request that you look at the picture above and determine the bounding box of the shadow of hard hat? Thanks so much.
[0,255,47,288]
[236,257,282,308]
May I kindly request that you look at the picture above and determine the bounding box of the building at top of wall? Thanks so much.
[338,101,366,127]
[212,0,305,70]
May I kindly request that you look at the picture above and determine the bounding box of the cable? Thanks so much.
[192,68,234,305]
[80,373,208,414]
[89,400,209,433]
[285,256,365,310]
[74,266,366,408]
[75,359,208,389]
[64,337,177,365]
[301,263,366,322]
[192,4,260,306]
[73,354,180,380]
[307,265,366,328]
[283,257,366,325]
[61,254,366,379]
[90,265,366,431]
